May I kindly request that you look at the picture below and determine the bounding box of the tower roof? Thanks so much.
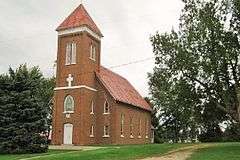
[56,4,103,37]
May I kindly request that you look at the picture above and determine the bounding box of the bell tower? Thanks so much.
[52,4,103,145]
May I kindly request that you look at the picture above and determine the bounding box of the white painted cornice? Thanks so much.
[58,26,102,41]
[54,85,97,92]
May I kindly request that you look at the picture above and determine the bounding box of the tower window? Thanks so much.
[66,42,76,65]
[90,44,96,61]
[64,95,74,113]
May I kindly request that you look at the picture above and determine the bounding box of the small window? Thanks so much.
[90,125,94,137]
[90,44,96,61]
[130,117,134,138]
[90,101,94,114]
[66,42,76,65]
[120,114,124,137]
[103,125,110,137]
[64,95,74,113]
[104,100,110,114]
[138,118,142,138]
[145,119,149,138]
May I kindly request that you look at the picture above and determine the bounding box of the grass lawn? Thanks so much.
[0,143,190,160]
[187,143,240,160]
[0,150,72,160]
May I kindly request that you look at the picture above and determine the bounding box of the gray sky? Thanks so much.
[0,0,183,97]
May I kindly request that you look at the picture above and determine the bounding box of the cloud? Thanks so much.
[0,0,183,96]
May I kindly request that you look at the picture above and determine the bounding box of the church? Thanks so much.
[51,4,152,145]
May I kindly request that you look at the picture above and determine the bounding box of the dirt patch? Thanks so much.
[141,144,215,160]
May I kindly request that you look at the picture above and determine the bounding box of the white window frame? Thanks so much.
[90,101,94,114]
[103,125,110,138]
[145,119,149,139]
[65,42,77,65]
[90,125,94,137]
[130,117,134,138]
[138,118,142,138]
[103,100,110,114]
[63,95,74,113]
[90,44,96,61]
[120,114,124,137]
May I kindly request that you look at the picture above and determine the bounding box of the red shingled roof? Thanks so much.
[56,4,103,37]
[96,66,152,112]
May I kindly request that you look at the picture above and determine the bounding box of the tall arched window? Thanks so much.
[64,95,74,112]
[104,100,110,114]
[66,42,76,65]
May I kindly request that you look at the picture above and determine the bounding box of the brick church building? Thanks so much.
[51,4,152,145]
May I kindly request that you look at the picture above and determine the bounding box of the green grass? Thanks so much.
[0,143,190,160]
[0,150,72,160]
[187,143,240,160]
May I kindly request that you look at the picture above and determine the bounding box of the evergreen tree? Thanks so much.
[0,65,49,153]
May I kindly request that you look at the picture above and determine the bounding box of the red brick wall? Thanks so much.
[51,31,152,146]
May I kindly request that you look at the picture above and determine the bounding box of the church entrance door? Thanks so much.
[63,123,73,145]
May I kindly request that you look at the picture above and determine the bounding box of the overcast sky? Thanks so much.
[0,0,183,97]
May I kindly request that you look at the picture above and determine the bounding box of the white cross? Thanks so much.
[66,74,73,87]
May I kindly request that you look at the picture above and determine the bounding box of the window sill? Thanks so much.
[90,112,94,115]
[145,136,149,139]
[130,135,134,139]
[102,135,110,138]
[63,111,74,114]
[65,63,76,66]
[120,135,124,138]
[90,135,94,138]
[138,136,142,139]
[89,57,96,61]
[103,113,110,115]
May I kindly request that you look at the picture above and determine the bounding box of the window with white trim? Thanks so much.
[145,119,149,138]
[138,118,142,138]
[104,100,110,114]
[90,44,96,61]
[130,117,134,138]
[66,42,76,65]
[120,114,124,137]
[103,125,110,137]
[64,95,74,113]
[90,125,94,137]
[90,101,94,114]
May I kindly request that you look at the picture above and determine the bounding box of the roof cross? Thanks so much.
[67,74,74,87]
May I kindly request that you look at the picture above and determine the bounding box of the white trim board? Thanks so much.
[54,85,97,92]
[58,26,102,41]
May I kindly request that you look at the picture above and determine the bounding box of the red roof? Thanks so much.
[96,66,152,112]
[56,4,103,37]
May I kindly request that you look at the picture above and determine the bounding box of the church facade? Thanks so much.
[51,4,152,145]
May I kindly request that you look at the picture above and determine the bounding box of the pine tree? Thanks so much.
[0,65,48,153]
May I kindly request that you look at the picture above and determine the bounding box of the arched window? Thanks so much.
[90,100,94,114]
[66,42,76,65]
[64,95,74,112]
[120,113,124,137]
[104,100,110,114]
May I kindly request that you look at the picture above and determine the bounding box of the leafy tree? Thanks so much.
[149,0,240,143]
[0,65,50,153]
